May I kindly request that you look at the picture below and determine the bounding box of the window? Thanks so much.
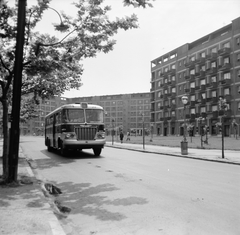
[190,108,195,114]
[179,73,182,80]
[164,67,168,72]
[224,88,230,95]
[211,90,217,97]
[172,75,176,81]
[211,61,216,68]
[190,69,195,75]
[224,57,230,64]
[238,102,240,111]
[158,70,162,76]
[157,91,161,97]
[223,42,230,48]
[211,76,217,83]
[172,99,176,105]
[158,81,161,87]
[201,65,206,71]
[164,100,168,106]
[190,95,195,101]
[200,106,206,113]
[171,87,176,93]
[237,53,240,62]
[171,111,176,116]
[212,105,218,111]
[190,56,195,62]
[179,61,182,67]
[171,64,176,69]
[164,89,168,94]
[211,47,217,53]
[237,37,240,46]
[164,78,168,84]
[200,79,206,85]
[223,72,231,80]
[179,85,182,92]
[200,51,206,58]
[157,102,161,109]
[190,82,195,88]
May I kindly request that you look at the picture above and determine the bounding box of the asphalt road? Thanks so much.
[20,136,240,235]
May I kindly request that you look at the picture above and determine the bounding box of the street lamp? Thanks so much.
[218,97,228,159]
[141,113,145,150]
[181,95,188,155]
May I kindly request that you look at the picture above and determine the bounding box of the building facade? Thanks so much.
[20,92,151,136]
[150,17,240,137]
[70,92,151,135]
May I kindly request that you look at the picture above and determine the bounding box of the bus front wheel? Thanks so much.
[60,144,68,157]
[93,148,102,156]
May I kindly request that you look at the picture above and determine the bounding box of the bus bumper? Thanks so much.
[62,139,106,150]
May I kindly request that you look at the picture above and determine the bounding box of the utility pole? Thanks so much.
[8,0,26,182]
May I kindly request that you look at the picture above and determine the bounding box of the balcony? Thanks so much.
[171,104,176,110]
[212,111,218,118]
[171,92,176,98]
[209,82,218,88]
[167,117,171,121]
[185,60,196,68]
[195,57,206,64]
[224,94,231,102]
[190,87,196,93]
[218,47,231,56]
[195,70,206,78]
[206,67,217,74]
[206,52,218,60]
[195,85,200,90]
[218,63,231,71]
[219,109,232,117]
[184,88,190,93]
[190,114,196,119]
[189,101,196,106]
[200,84,206,90]
[160,117,164,121]
[201,112,207,118]
[220,79,231,86]
[211,97,218,104]
[171,117,176,122]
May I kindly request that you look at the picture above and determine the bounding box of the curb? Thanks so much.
[105,144,240,166]
[20,146,67,235]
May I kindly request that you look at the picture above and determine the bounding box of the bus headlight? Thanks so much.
[64,132,76,139]
[95,131,105,139]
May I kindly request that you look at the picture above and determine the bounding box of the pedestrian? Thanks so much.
[120,131,124,143]
[126,131,130,141]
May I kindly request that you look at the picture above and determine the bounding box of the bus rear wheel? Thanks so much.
[93,148,102,157]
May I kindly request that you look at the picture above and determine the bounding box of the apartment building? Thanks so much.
[69,92,151,135]
[20,92,151,136]
[150,16,240,137]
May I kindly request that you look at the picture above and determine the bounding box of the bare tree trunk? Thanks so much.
[1,99,9,179]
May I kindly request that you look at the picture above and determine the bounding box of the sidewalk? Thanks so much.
[0,141,66,235]
[106,141,240,165]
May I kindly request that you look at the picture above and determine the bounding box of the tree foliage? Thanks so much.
[0,0,153,180]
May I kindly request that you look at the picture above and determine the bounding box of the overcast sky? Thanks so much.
[24,0,240,97]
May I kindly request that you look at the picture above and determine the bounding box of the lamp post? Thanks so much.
[181,95,188,155]
[218,97,228,159]
[142,113,145,150]
[150,122,154,142]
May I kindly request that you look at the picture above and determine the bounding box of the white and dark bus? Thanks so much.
[45,103,105,156]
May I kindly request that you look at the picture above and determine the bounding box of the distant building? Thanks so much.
[20,92,151,136]
[69,92,151,135]
[150,16,240,137]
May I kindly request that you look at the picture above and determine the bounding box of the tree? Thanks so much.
[0,0,153,182]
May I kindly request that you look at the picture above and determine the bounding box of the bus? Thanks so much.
[45,103,106,156]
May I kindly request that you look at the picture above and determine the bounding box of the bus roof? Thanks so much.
[45,103,103,118]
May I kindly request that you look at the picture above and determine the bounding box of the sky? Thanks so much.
[18,0,240,97]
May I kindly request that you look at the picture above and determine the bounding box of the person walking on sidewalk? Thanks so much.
[120,131,124,143]
[126,131,130,141]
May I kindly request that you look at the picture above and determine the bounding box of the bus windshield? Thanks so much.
[62,109,104,123]
[63,109,85,123]
[86,109,103,123]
